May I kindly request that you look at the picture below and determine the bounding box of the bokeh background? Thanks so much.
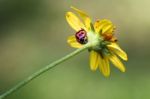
[0,0,150,99]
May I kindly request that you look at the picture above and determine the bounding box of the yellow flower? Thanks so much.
[66,6,128,77]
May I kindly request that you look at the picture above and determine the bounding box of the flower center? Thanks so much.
[75,29,88,44]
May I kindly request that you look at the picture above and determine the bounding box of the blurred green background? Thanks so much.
[0,0,150,99]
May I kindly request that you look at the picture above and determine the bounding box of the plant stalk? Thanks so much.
[0,44,91,99]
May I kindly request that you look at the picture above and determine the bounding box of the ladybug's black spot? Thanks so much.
[75,29,88,44]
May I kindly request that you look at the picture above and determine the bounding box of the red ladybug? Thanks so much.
[75,29,88,44]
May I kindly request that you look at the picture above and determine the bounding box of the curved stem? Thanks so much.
[0,44,90,99]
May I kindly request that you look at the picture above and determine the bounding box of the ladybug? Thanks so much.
[75,29,88,44]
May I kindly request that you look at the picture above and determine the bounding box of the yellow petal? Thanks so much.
[66,12,85,31]
[90,51,99,71]
[99,55,110,77]
[94,20,101,33]
[109,54,126,72]
[103,24,113,33]
[71,6,92,31]
[67,35,82,48]
[94,19,115,34]
[107,43,128,61]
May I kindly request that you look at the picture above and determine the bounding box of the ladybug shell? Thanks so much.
[75,29,88,44]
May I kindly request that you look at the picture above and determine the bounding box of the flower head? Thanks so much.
[66,6,128,77]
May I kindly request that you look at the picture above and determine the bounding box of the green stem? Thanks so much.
[0,44,91,99]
